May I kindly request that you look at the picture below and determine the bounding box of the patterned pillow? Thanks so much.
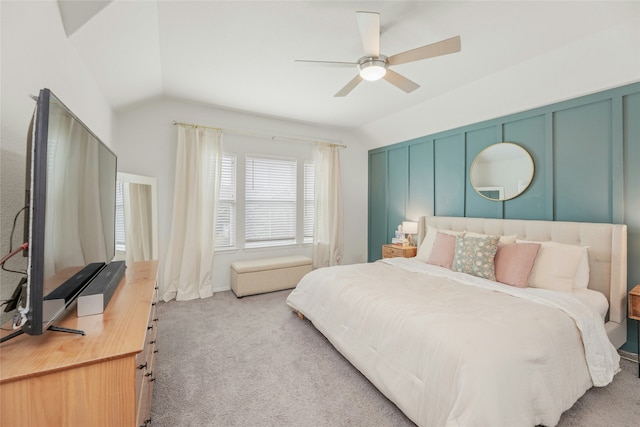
[452,235,500,280]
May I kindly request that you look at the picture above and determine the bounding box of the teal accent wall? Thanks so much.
[368,82,640,352]
[407,141,434,220]
[368,151,387,261]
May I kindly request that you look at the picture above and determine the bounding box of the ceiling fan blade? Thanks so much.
[356,11,380,57]
[334,75,363,97]
[387,36,461,66]
[295,59,357,68]
[383,69,420,93]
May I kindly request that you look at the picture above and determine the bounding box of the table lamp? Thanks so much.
[402,221,418,246]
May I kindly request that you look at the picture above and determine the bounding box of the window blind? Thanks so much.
[215,154,236,248]
[245,156,296,247]
[114,181,126,252]
[304,161,315,244]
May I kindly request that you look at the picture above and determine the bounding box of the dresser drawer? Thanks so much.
[382,244,417,259]
[629,285,640,320]
[136,282,159,426]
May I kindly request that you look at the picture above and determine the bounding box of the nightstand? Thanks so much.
[628,285,640,378]
[382,244,417,259]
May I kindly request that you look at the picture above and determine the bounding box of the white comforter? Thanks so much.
[286,258,620,427]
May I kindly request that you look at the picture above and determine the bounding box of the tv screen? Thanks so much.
[20,88,117,336]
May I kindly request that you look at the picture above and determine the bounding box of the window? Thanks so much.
[215,154,236,248]
[304,161,315,244]
[245,156,297,248]
[114,181,126,252]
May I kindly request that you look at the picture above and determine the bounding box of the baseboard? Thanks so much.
[618,349,639,363]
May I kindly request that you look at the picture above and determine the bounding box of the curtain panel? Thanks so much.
[123,182,153,263]
[163,126,222,302]
[312,145,343,268]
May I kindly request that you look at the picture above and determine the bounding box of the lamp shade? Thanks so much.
[402,221,418,235]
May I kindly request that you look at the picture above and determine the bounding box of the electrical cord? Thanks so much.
[0,243,28,267]
[1,244,29,329]
[8,206,27,252]
[0,208,29,329]
[2,206,28,275]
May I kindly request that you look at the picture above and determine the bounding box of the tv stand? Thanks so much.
[0,261,158,426]
[0,313,87,345]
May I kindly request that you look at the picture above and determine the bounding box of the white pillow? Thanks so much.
[466,231,517,244]
[573,248,590,289]
[517,240,588,292]
[416,226,464,262]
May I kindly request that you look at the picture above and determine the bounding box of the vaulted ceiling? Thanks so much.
[58,1,633,128]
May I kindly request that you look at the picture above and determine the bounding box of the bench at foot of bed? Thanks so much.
[230,255,312,298]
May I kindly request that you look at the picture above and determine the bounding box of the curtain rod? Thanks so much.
[171,120,347,149]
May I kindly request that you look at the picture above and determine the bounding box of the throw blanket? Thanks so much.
[286,259,620,427]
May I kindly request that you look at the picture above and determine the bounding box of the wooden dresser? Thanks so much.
[0,260,159,427]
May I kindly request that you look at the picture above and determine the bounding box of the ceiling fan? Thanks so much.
[295,11,461,97]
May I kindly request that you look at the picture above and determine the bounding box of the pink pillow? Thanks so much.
[426,232,457,269]
[494,243,541,288]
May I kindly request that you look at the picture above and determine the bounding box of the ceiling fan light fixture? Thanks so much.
[358,58,387,81]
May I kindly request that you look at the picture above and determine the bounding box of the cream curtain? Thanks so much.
[123,183,153,263]
[312,145,343,268]
[162,126,222,302]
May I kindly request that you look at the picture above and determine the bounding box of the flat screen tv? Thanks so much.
[10,88,117,338]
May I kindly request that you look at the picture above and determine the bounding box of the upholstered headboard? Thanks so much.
[417,216,628,348]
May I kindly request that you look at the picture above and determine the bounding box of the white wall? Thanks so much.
[115,98,368,295]
[0,1,114,324]
[356,16,640,149]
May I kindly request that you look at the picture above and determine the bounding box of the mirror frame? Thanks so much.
[116,172,159,260]
[470,142,534,202]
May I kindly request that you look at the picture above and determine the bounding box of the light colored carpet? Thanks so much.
[151,289,639,426]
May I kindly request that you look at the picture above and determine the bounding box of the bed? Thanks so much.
[286,216,627,427]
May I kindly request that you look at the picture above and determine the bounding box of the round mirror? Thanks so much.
[470,142,534,201]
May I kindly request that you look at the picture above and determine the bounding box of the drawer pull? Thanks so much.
[153,318,159,322]
[147,325,153,330]
[150,377,156,382]
[145,371,153,377]
[153,349,158,354]
[137,362,147,370]
[149,340,156,344]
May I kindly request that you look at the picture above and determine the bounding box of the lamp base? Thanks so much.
[406,234,415,246]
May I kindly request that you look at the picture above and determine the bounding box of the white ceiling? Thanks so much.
[59,1,633,128]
